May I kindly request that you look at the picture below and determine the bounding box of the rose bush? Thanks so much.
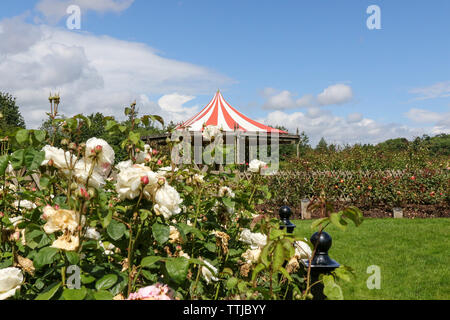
[0,103,362,300]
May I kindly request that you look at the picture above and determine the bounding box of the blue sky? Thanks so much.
[0,0,449,145]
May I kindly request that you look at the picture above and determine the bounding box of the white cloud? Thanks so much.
[0,19,233,128]
[261,84,353,110]
[36,0,134,23]
[405,108,450,127]
[409,81,450,101]
[257,109,430,146]
[262,90,297,110]
[347,112,363,123]
[317,84,353,106]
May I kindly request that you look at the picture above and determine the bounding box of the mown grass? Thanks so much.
[292,218,450,300]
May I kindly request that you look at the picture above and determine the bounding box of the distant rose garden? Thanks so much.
[0,95,448,300]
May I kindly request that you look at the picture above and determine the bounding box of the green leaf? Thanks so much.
[141,256,163,268]
[33,130,47,143]
[152,222,170,245]
[260,241,273,267]
[148,115,164,127]
[10,149,25,170]
[128,131,140,145]
[15,129,29,145]
[62,288,87,300]
[177,223,204,240]
[342,207,364,227]
[222,197,235,209]
[165,257,189,284]
[105,120,117,131]
[322,275,344,300]
[311,217,329,230]
[34,247,59,269]
[81,274,96,284]
[329,213,347,232]
[0,154,9,176]
[24,149,45,171]
[226,277,238,290]
[39,176,51,189]
[272,242,285,271]
[334,266,354,283]
[35,282,61,300]
[251,263,266,282]
[95,274,118,290]
[107,220,126,241]
[278,266,293,282]
[93,290,114,300]
[65,252,80,265]
[269,229,285,240]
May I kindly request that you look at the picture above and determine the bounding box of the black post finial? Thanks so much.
[279,206,296,234]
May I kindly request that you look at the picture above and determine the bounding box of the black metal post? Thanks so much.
[303,231,340,300]
[279,206,296,234]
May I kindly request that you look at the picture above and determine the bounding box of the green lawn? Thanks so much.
[292,218,450,300]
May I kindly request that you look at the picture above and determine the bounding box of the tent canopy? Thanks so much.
[176,90,287,134]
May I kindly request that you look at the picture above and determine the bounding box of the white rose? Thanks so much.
[239,229,267,249]
[85,138,115,174]
[248,159,267,173]
[201,260,218,284]
[193,174,204,184]
[241,248,262,264]
[169,226,181,243]
[99,241,116,256]
[153,184,183,220]
[72,160,106,189]
[294,240,312,260]
[115,160,133,172]
[202,125,222,141]
[115,164,161,201]
[135,145,152,164]
[6,163,14,175]
[42,206,79,234]
[85,227,101,241]
[8,216,24,228]
[218,186,235,198]
[0,268,23,300]
[51,233,79,252]
[41,145,76,170]
[13,200,37,211]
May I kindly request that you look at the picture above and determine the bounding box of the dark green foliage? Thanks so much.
[0,92,26,137]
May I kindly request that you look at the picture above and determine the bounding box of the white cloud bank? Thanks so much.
[257,109,426,146]
[0,17,233,128]
[262,84,353,110]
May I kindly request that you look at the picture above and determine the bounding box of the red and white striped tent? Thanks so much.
[176,90,288,134]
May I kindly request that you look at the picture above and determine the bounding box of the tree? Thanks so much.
[316,137,328,151]
[0,92,26,136]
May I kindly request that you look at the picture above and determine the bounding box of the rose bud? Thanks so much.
[141,176,150,186]
[157,178,165,186]
[95,145,103,153]
[69,142,77,151]
[48,159,54,167]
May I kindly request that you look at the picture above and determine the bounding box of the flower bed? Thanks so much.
[0,107,363,300]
